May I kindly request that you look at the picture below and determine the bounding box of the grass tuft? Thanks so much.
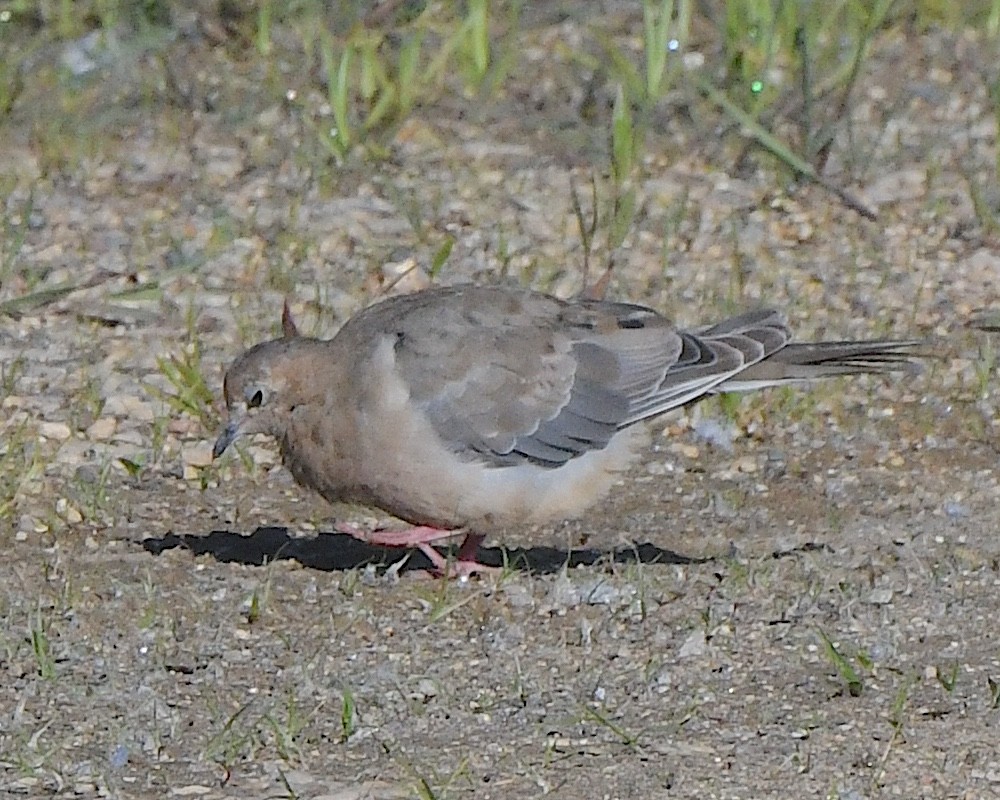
[817,628,865,696]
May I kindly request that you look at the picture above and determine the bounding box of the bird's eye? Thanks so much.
[246,388,264,409]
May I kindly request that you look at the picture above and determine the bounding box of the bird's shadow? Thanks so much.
[140,527,700,575]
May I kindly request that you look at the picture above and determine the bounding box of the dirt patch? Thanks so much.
[3,8,1000,800]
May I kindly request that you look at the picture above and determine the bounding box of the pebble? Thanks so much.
[56,497,83,524]
[61,30,115,77]
[669,442,700,459]
[967,248,1000,272]
[113,429,145,446]
[168,418,202,436]
[38,421,72,441]
[247,445,278,468]
[380,257,431,294]
[103,395,156,423]
[867,588,894,605]
[864,167,927,205]
[181,443,214,468]
[415,678,438,700]
[502,583,534,609]
[678,629,708,658]
[579,579,630,606]
[86,417,117,441]
[170,786,212,797]
[201,146,245,184]
[645,460,679,476]
[108,743,129,770]
[18,514,46,535]
[543,574,581,612]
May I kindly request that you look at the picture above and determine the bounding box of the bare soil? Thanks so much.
[3,8,1000,800]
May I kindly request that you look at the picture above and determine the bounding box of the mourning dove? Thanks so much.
[213,284,919,576]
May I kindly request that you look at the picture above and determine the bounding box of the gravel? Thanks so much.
[3,9,1000,800]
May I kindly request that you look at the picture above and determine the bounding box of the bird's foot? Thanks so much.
[334,524,496,577]
[416,534,497,578]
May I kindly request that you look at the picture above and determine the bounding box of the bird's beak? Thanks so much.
[212,417,242,459]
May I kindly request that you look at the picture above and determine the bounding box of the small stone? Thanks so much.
[734,455,758,473]
[380,257,430,294]
[669,442,700,459]
[55,498,84,525]
[39,421,72,441]
[867,588,894,605]
[763,449,787,479]
[202,146,245,184]
[108,743,128,769]
[181,443,214,468]
[502,584,534,609]
[170,786,213,797]
[645,460,678,476]
[86,417,117,441]
[679,629,707,658]
[247,445,278,467]
[103,395,156,423]
[113,429,145,446]
[580,579,625,606]
[169,418,202,436]
[415,678,437,700]
[968,248,1000,272]
[865,167,926,205]
[543,574,581,612]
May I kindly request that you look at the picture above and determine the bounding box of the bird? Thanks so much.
[213,283,920,577]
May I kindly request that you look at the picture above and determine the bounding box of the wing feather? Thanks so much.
[367,285,907,471]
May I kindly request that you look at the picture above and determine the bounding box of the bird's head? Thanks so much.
[213,304,329,458]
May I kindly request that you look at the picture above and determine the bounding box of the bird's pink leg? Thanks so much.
[333,524,497,577]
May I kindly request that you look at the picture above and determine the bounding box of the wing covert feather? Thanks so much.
[367,286,789,468]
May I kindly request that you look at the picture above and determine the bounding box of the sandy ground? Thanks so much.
[2,7,1000,800]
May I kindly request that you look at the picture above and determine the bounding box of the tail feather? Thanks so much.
[715,340,921,392]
